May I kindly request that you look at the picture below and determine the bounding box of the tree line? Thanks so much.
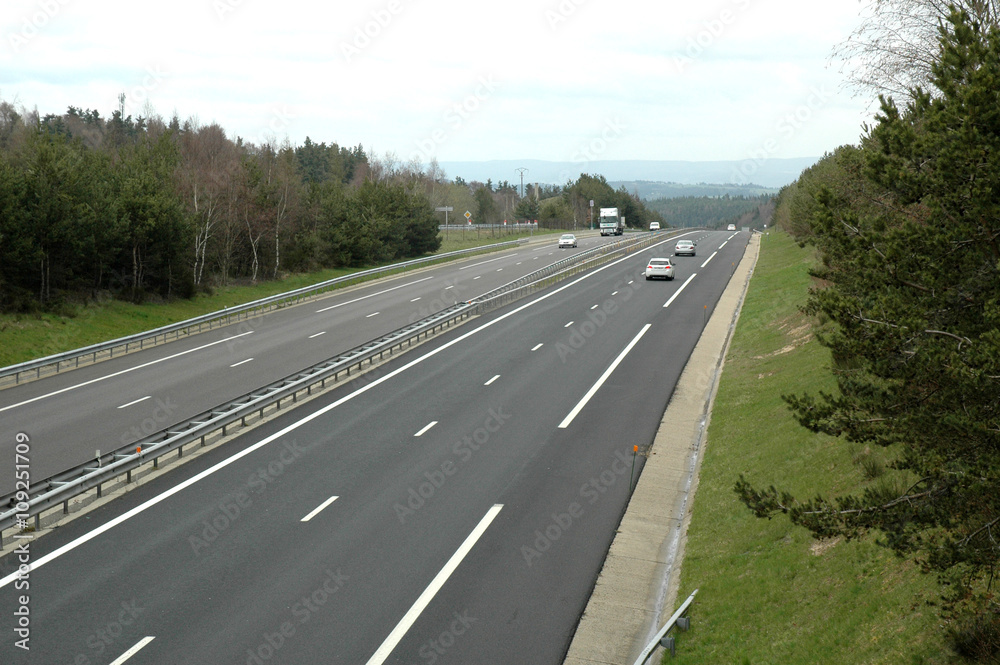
[743,7,1000,659]
[646,193,773,229]
[0,100,442,312]
[0,101,665,313]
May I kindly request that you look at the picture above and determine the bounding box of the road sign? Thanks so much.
[435,206,454,212]
[464,211,472,220]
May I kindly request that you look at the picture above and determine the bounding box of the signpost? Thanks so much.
[436,206,454,239]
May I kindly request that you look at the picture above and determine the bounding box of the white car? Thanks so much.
[558,233,578,248]
[727,224,737,231]
[674,240,696,256]
[645,257,675,280]
[649,222,660,231]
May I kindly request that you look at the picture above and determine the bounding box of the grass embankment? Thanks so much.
[0,230,550,368]
[668,231,953,664]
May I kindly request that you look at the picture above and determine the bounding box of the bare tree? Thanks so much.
[177,122,239,285]
[833,0,1000,99]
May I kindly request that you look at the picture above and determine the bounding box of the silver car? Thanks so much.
[645,257,675,280]
[674,240,696,256]
[558,234,578,248]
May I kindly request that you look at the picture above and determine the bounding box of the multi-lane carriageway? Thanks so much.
[1,230,747,664]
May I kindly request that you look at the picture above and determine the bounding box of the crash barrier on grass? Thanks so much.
[633,589,698,662]
[0,230,674,544]
[0,240,528,388]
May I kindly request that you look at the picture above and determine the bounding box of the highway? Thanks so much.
[0,230,747,664]
[0,231,613,494]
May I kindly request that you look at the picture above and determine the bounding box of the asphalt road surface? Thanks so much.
[0,230,747,664]
[0,232,615,494]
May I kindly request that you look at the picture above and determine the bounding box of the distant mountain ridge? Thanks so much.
[437,158,818,190]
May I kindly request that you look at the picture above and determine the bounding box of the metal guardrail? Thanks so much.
[634,589,698,663]
[0,230,672,544]
[0,240,526,388]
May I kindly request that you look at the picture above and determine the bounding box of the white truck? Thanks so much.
[598,207,625,236]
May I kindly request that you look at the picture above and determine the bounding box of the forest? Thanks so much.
[0,98,662,313]
[645,193,774,228]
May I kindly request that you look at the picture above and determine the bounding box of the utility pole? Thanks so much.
[515,167,528,199]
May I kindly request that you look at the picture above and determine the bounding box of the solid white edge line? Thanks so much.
[301,496,339,522]
[0,240,666,589]
[484,375,500,386]
[558,324,652,429]
[700,251,718,268]
[364,504,504,665]
[308,331,327,339]
[0,331,254,414]
[663,273,697,309]
[117,395,152,410]
[414,421,438,437]
[230,358,254,368]
[109,636,155,665]
[315,276,434,313]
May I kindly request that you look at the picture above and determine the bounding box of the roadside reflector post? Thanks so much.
[630,445,638,491]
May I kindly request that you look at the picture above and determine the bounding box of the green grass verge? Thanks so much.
[667,230,954,665]
[0,231,550,368]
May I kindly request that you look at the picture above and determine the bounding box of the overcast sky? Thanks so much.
[2,0,873,167]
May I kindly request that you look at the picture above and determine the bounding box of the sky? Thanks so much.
[1,0,875,169]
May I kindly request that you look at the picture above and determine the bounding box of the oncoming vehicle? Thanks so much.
[649,222,660,231]
[674,239,696,256]
[558,233,578,248]
[645,257,674,280]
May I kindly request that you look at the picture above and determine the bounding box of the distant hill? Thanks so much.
[610,181,779,200]
[437,158,817,189]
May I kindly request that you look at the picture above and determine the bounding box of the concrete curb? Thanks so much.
[563,233,762,665]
